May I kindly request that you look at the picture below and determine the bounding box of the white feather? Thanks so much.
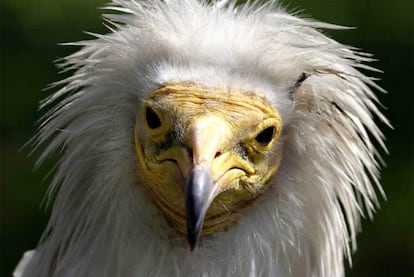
[16,0,388,276]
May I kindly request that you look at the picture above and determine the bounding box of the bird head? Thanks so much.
[135,82,282,248]
[25,0,389,276]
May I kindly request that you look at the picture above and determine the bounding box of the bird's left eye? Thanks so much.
[255,126,276,146]
[145,107,162,129]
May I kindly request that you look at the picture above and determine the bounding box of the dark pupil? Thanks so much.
[255,126,275,146]
[145,107,161,129]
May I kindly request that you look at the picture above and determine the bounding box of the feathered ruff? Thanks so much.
[19,0,388,276]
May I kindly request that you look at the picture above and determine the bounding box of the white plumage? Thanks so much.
[15,0,388,276]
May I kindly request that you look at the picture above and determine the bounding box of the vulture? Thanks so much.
[14,0,388,276]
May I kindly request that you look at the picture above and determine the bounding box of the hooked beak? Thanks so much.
[182,115,231,251]
[157,115,252,250]
[185,166,216,251]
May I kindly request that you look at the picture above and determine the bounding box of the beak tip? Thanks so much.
[187,222,200,251]
[185,165,214,253]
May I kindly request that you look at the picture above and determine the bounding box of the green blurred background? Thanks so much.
[1,0,413,276]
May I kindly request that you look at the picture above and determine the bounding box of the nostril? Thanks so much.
[215,152,222,158]
[187,148,193,158]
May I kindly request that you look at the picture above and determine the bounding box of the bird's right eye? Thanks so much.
[145,107,162,129]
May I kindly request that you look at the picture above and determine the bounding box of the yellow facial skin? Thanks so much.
[134,82,282,241]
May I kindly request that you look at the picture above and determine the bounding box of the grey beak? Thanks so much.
[184,165,215,251]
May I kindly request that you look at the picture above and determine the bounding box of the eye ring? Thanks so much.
[247,117,281,151]
[255,126,276,146]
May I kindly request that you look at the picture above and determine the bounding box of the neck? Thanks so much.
[25,166,346,277]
